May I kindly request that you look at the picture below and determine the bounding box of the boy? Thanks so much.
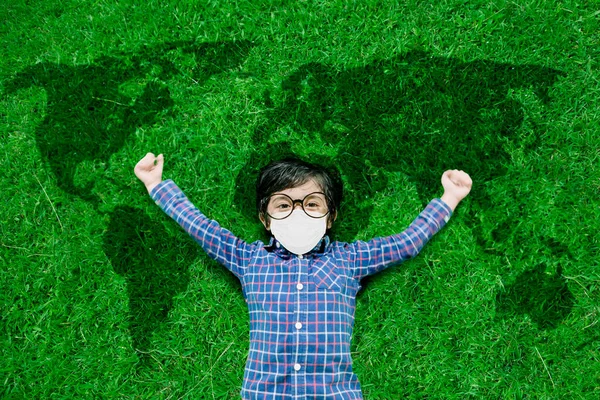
[134,153,472,399]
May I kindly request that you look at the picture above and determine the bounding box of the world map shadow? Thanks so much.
[236,50,565,242]
[234,50,573,327]
[3,39,256,205]
[102,206,199,365]
[2,40,255,362]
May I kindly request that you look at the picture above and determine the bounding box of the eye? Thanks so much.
[304,193,327,209]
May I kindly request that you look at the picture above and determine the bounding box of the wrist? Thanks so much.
[146,180,161,194]
[440,193,459,212]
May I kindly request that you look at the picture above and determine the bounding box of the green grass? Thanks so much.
[1,0,599,398]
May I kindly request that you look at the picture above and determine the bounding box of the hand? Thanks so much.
[134,153,164,194]
[440,170,472,211]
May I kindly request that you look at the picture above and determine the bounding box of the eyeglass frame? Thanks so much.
[262,191,331,220]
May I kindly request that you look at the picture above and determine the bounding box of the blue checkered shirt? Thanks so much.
[151,179,452,399]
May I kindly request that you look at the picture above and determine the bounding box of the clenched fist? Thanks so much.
[440,170,472,211]
[134,152,164,194]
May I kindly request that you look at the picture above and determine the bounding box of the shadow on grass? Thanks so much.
[487,227,576,328]
[3,39,256,205]
[234,50,573,327]
[102,206,198,365]
[235,50,565,242]
[496,264,574,329]
[2,40,255,363]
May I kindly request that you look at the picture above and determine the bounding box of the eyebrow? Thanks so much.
[271,191,325,201]
[273,182,324,196]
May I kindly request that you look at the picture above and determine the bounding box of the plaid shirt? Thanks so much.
[151,179,452,399]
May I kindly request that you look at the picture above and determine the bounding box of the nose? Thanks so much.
[291,200,304,210]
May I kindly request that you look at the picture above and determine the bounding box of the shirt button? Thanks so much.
[298,254,304,259]
[296,283,304,290]
[295,322,302,330]
[294,363,301,371]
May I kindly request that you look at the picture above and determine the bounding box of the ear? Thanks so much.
[259,213,270,230]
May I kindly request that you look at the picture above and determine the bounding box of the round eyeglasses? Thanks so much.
[265,192,330,220]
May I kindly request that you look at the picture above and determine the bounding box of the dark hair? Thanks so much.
[256,157,343,225]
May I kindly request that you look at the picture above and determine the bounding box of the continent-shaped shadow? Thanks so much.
[102,206,198,364]
[3,39,255,205]
[235,50,565,242]
[235,51,573,327]
[496,264,574,329]
[3,39,255,365]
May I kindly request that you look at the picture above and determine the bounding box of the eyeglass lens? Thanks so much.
[267,192,329,219]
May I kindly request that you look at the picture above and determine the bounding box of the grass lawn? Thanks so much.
[1,0,599,398]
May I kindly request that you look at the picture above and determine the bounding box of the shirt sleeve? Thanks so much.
[348,198,453,280]
[150,179,254,279]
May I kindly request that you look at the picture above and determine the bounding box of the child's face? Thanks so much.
[260,179,336,230]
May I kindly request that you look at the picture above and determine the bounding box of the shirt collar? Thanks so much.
[265,235,331,258]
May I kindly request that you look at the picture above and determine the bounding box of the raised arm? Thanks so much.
[350,170,472,280]
[135,153,253,279]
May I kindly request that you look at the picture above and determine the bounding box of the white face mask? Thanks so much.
[269,209,327,255]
